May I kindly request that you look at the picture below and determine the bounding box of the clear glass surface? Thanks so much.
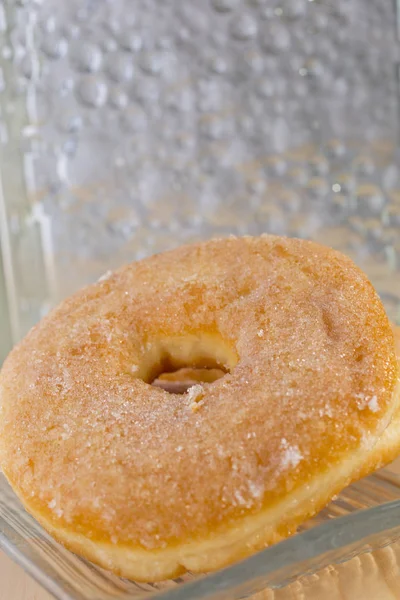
[3,466,400,599]
[0,0,400,598]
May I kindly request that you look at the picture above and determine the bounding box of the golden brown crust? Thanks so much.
[0,235,398,581]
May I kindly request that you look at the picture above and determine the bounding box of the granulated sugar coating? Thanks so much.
[0,235,398,581]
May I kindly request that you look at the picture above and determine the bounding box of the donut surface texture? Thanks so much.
[0,235,399,582]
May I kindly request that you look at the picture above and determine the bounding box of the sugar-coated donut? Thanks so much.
[0,235,399,582]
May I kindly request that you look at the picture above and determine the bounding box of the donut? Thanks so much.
[0,235,399,582]
[153,367,226,394]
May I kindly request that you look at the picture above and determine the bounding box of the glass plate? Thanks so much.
[1,0,400,598]
[2,465,400,600]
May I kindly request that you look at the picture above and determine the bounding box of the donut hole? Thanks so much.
[153,367,226,394]
[138,333,238,394]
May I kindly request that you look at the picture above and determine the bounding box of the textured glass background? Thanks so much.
[0,0,399,340]
[1,1,400,598]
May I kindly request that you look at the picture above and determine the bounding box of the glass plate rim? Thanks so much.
[2,475,400,600]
